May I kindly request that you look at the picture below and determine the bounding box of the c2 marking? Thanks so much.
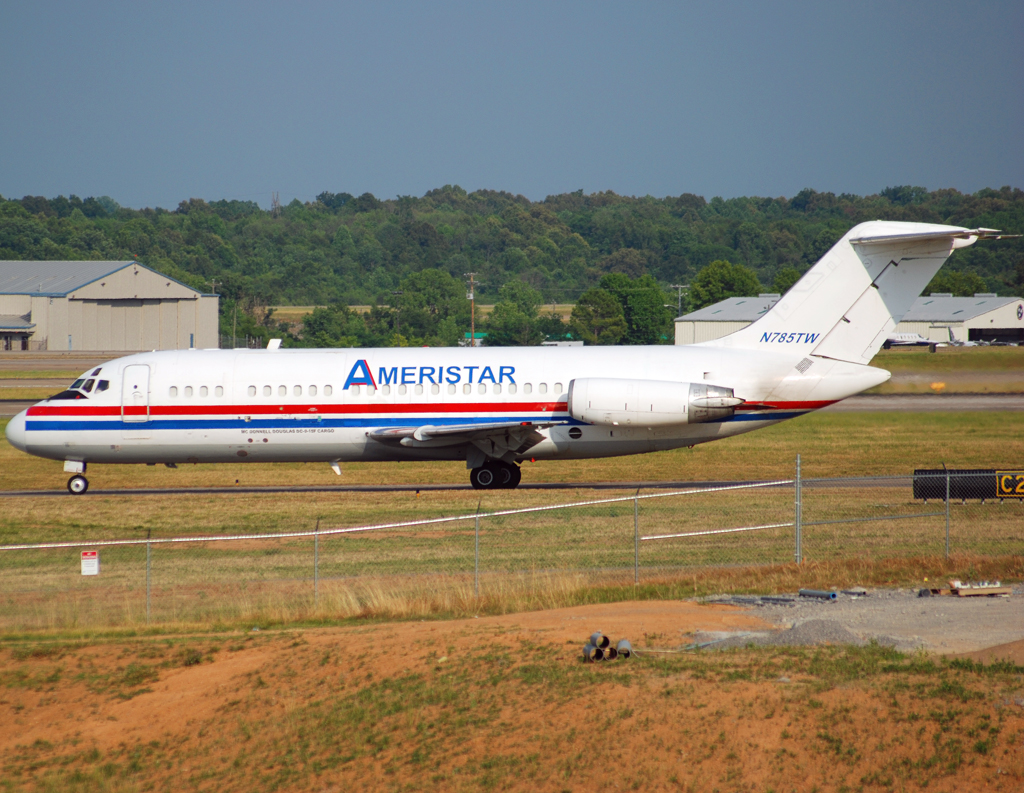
[995,471,1024,498]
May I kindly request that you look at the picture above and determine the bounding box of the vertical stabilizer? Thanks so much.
[704,222,1003,365]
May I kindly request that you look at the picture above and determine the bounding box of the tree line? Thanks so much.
[1,185,1021,346]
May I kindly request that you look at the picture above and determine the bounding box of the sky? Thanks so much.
[1,0,1022,209]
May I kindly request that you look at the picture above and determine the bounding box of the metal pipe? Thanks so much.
[582,643,603,662]
[314,518,319,609]
[616,639,633,659]
[945,466,950,559]
[633,491,639,585]
[794,453,802,564]
[589,632,610,649]
[146,529,151,624]
[798,589,837,600]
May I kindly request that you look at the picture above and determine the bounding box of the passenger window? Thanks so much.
[554,382,563,394]
[215,386,223,397]
[169,386,178,398]
[96,380,109,392]
[431,384,440,395]
[200,386,208,397]
[184,386,193,397]
[414,384,423,395]
[83,379,95,392]
[508,383,517,395]
[248,386,256,397]
[324,385,333,396]
[447,384,456,395]
[294,385,302,396]
[493,384,502,395]
[398,385,407,396]
[278,385,287,397]
[463,383,472,395]
[381,385,390,395]
[309,385,317,397]
[539,383,548,394]
[351,385,361,395]
[524,383,532,394]
[478,383,487,394]
[263,386,271,396]
[366,387,375,396]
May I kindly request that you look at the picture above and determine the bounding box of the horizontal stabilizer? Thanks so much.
[850,227,1018,247]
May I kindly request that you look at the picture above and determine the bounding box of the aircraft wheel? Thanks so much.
[67,475,89,495]
[470,464,499,490]
[506,465,522,489]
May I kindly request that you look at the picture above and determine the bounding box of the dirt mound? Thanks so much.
[954,637,1024,666]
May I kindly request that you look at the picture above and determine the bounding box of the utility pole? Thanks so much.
[465,273,477,346]
[206,279,221,295]
[669,284,689,316]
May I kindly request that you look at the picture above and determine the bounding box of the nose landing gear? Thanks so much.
[469,461,522,490]
[67,475,89,495]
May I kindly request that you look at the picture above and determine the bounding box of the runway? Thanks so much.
[3,393,1022,418]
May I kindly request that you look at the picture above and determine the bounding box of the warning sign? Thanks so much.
[81,550,99,576]
[996,471,1024,499]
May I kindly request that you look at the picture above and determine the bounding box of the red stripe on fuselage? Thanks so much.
[737,400,836,411]
[27,401,570,417]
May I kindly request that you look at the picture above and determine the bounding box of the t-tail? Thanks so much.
[705,221,1014,364]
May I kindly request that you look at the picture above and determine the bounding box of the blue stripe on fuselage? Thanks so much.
[24,411,809,433]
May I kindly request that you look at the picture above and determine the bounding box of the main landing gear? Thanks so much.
[67,475,89,495]
[470,461,522,490]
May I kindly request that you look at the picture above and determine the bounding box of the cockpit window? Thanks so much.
[96,380,110,392]
[71,379,86,389]
[91,368,102,376]
[83,379,96,392]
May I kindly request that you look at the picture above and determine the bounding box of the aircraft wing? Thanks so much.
[368,420,567,464]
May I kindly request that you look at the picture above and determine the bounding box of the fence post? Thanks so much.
[634,490,640,585]
[944,468,950,559]
[146,529,151,624]
[314,518,320,610]
[474,511,480,598]
[794,454,802,564]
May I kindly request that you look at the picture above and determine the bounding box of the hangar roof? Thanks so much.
[675,295,780,322]
[677,293,1023,323]
[901,294,1021,322]
[0,261,210,297]
[0,314,35,330]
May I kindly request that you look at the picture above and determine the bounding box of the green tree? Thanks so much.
[569,288,627,345]
[772,266,802,295]
[597,273,671,344]
[925,270,989,296]
[688,260,762,310]
[483,280,545,346]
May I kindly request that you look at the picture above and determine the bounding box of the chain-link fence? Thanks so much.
[1,465,1021,630]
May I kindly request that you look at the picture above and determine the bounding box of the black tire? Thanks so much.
[67,475,89,495]
[507,465,522,489]
[470,465,498,489]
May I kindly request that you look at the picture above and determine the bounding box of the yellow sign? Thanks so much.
[996,471,1024,499]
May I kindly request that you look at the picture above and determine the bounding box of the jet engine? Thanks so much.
[566,378,743,427]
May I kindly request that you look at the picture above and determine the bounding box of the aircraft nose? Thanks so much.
[5,409,28,452]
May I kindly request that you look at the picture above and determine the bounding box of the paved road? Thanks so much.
[3,393,1022,418]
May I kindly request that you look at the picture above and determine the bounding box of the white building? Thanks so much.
[675,293,1024,345]
[0,261,219,352]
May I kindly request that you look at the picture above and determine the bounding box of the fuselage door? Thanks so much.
[121,364,151,423]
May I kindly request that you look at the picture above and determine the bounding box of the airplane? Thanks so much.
[883,332,944,348]
[4,221,1015,494]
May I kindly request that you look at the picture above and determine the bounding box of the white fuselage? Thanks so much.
[7,344,889,467]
